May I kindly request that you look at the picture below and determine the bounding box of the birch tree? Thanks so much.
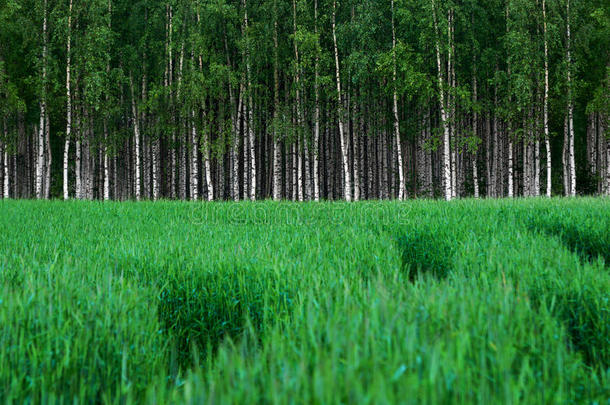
[542,0,552,197]
[0,0,605,201]
[129,75,141,201]
[432,0,452,201]
[566,0,576,196]
[332,0,351,201]
[36,0,49,200]
[391,0,405,200]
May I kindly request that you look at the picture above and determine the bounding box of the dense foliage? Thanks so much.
[0,0,608,201]
[0,199,608,402]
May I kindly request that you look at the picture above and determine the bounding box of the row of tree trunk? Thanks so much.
[3,102,608,201]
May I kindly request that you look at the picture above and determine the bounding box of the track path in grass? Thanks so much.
[0,199,608,403]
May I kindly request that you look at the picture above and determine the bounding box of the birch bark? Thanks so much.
[543,0,552,197]
[332,1,351,201]
[36,0,48,199]
[129,75,141,201]
[566,0,576,196]
[432,0,452,201]
[392,0,405,200]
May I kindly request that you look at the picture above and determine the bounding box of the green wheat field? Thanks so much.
[0,199,608,404]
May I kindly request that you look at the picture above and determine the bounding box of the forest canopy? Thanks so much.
[0,0,608,201]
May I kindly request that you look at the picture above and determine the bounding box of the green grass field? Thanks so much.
[0,199,608,404]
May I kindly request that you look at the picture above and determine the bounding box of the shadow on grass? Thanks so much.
[529,286,609,371]
[396,229,453,282]
[395,220,609,372]
[157,269,293,370]
[525,216,609,267]
[519,214,609,370]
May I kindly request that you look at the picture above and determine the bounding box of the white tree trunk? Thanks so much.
[204,134,213,201]
[332,0,351,201]
[432,0,452,201]
[506,6,514,199]
[44,114,51,199]
[313,0,320,201]
[391,0,405,200]
[305,135,312,200]
[597,113,607,195]
[195,11,212,202]
[543,0,552,197]
[297,138,303,201]
[178,42,186,200]
[247,95,256,201]
[563,114,570,195]
[596,114,603,194]
[534,139,540,197]
[190,111,199,201]
[394,129,404,201]
[492,96,499,197]
[606,128,610,195]
[226,38,240,201]
[472,70,480,198]
[272,106,281,201]
[103,114,110,200]
[293,0,306,202]
[272,12,282,201]
[0,140,3,199]
[508,134,514,198]
[1,122,6,199]
[36,121,44,199]
[272,94,281,201]
[233,88,243,201]
[130,75,141,201]
[473,153,480,198]
[113,154,117,199]
[351,100,360,201]
[103,143,110,200]
[545,130,552,197]
[180,134,187,200]
[566,0,576,197]
[3,147,8,199]
[244,1,256,201]
[103,0,111,201]
[171,131,177,199]
[353,130,360,201]
[63,137,71,200]
[313,105,320,201]
[524,138,529,197]
[36,0,48,200]
[292,142,298,200]
[273,138,281,200]
[569,111,576,197]
[451,148,457,199]
[271,88,281,201]
[448,9,457,199]
[472,140,480,199]
[63,0,73,200]
[152,138,159,200]
[75,138,81,200]
[168,7,176,199]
